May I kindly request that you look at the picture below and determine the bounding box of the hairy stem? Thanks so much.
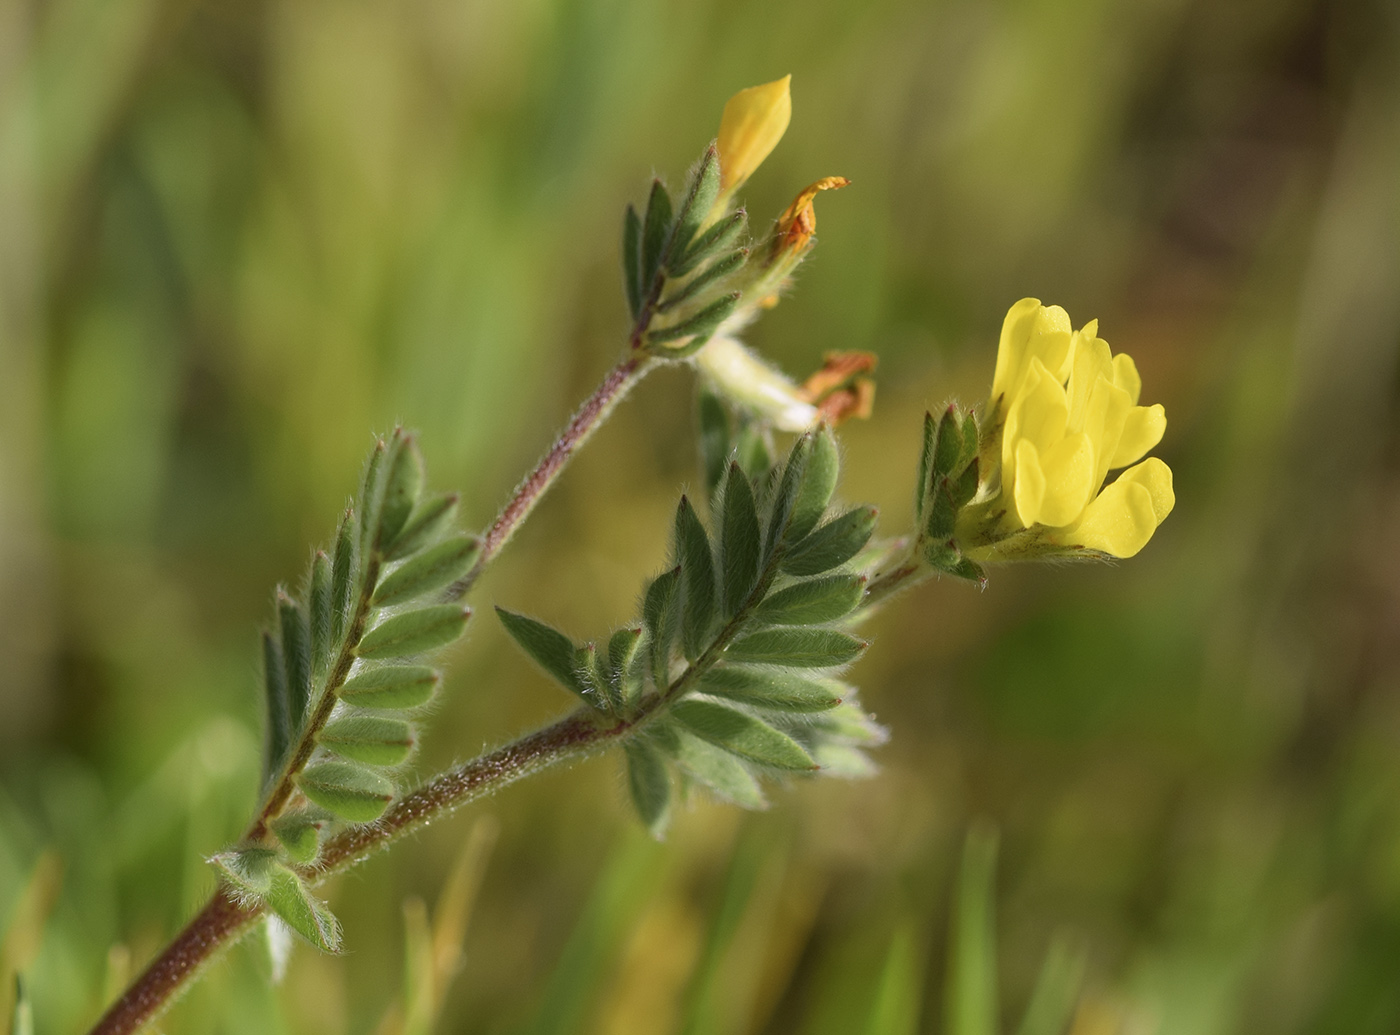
[87,711,625,1035]
[457,354,655,596]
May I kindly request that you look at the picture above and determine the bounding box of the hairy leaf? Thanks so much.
[263,631,291,774]
[298,761,395,822]
[675,497,718,660]
[496,607,591,703]
[671,209,745,278]
[211,845,277,896]
[643,567,682,690]
[672,146,720,258]
[641,178,673,286]
[309,551,333,678]
[754,574,865,625]
[279,591,311,733]
[358,605,469,660]
[608,627,646,707]
[624,739,671,839]
[670,699,815,770]
[781,506,877,577]
[789,426,839,542]
[330,508,358,643]
[339,664,440,710]
[385,492,459,562]
[725,627,866,668]
[271,811,325,865]
[623,202,643,318]
[649,723,764,808]
[372,533,481,607]
[319,715,415,766]
[697,667,844,712]
[264,867,342,953]
[720,463,762,617]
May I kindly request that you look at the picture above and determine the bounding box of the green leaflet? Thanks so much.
[720,463,762,617]
[646,292,739,347]
[608,627,646,707]
[675,496,718,660]
[725,627,866,668]
[379,432,423,548]
[309,550,332,678]
[672,145,720,259]
[577,642,618,713]
[384,492,459,562]
[809,742,877,778]
[696,667,844,713]
[263,631,291,774]
[330,508,357,643]
[278,591,311,732]
[659,248,746,314]
[372,533,482,607]
[319,715,415,766]
[765,434,810,558]
[211,845,278,896]
[671,209,745,278]
[641,178,673,286]
[916,410,937,523]
[623,202,643,318]
[271,810,325,865]
[649,723,764,809]
[624,739,671,839]
[643,567,681,691]
[788,426,838,542]
[298,761,395,822]
[753,574,865,625]
[357,605,470,660]
[264,867,342,953]
[670,699,815,770]
[357,438,389,560]
[339,664,440,710]
[781,506,877,577]
[495,607,591,704]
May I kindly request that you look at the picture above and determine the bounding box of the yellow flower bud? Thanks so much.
[964,300,1174,559]
[716,76,792,194]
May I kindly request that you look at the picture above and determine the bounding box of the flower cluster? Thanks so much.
[964,299,1174,559]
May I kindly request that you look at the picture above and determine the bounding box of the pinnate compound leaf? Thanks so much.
[358,605,469,660]
[298,761,395,822]
[372,534,482,607]
[495,607,591,703]
[212,845,277,897]
[264,867,342,953]
[670,699,815,770]
[319,715,415,766]
[754,574,864,625]
[726,627,866,668]
[787,425,839,544]
[697,667,844,712]
[675,497,718,659]
[340,665,440,710]
[720,464,762,616]
[649,723,764,808]
[624,739,671,839]
[385,492,459,561]
[781,506,877,577]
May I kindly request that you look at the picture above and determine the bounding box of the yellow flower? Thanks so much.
[988,299,1173,558]
[716,76,792,196]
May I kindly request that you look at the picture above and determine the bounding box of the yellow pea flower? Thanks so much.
[977,299,1174,558]
[716,75,792,197]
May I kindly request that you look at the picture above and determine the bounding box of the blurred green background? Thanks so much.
[3,0,1400,1032]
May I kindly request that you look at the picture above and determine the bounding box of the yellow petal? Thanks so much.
[1063,331,1113,434]
[1111,352,1141,404]
[774,176,851,255]
[1035,432,1096,527]
[1005,358,1069,456]
[717,76,792,192]
[1012,438,1047,527]
[1083,374,1132,487]
[990,298,1043,406]
[1066,458,1174,557]
[1110,404,1166,468]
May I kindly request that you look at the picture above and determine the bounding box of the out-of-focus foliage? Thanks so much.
[2,0,1399,1032]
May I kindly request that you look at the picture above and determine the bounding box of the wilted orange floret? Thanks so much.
[801,350,878,424]
[775,177,851,257]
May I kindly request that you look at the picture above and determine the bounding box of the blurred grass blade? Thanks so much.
[10,976,32,1035]
[525,833,663,1035]
[862,921,926,1035]
[946,824,999,1035]
[1014,935,1085,1035]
